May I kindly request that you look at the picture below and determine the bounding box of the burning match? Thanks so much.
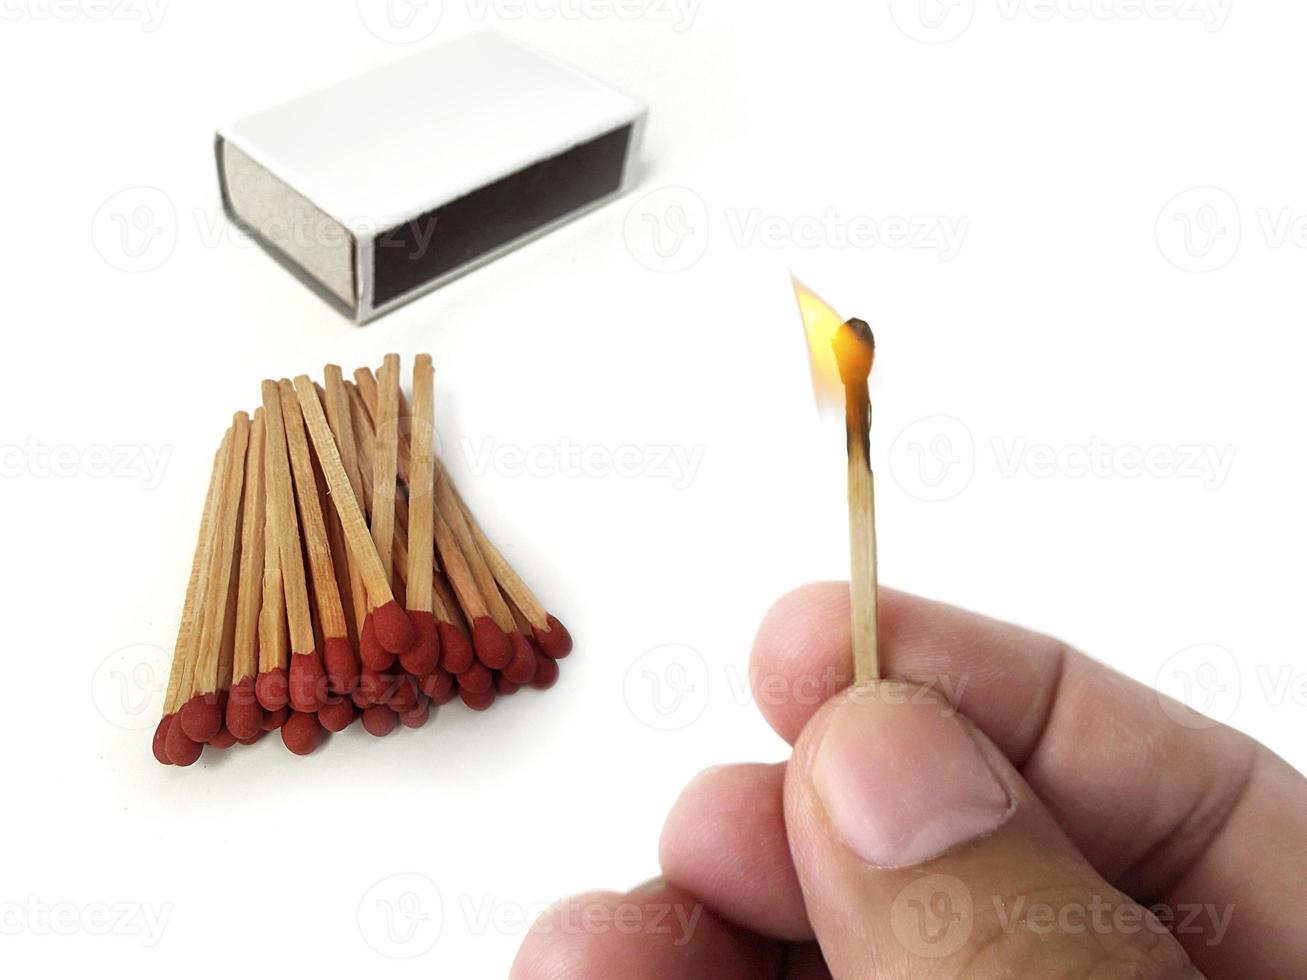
[794,278,880,682]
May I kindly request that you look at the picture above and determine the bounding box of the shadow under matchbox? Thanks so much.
[216,31,646,324]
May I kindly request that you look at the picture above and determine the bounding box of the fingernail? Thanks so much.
[811,683,1012,868]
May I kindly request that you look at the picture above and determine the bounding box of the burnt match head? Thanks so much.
[833,318,875,387]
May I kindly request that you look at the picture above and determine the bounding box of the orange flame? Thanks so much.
[793,275,849,416]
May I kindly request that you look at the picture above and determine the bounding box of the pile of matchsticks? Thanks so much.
[154,355,572,766]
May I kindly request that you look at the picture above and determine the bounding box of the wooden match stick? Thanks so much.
[226,409,267,742]
[256,502,290,732]
[352,384,474,678]
[323,366,370,648]
[180,412,250,743]
[355,365,514,670]
[260,380,316,715]
[833,318,880,682]
[156,431,229,766]
[291,374,414,658]
[279,380,352,723]
[400,354,440,675]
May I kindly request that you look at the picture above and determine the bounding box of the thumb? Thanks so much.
[784,681,1203,979]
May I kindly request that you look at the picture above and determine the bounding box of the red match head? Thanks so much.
[281,710,324,755]
[384,675,419,713]
[358,668,393,705]
[360,614,396,672]
[495,674,521,697]
[261,705,290,731]
[255,668,289,712]
[399,698,431,729]
[533,614,573,659]
[472,617,511,669]
[437,621,474,674]
[152,715,174,765]
[457,661,493,695]
[399,610,439,676]
[208,726,237,750]
[179,693,223,743]
[318,697,356,733]
[502,633,538,686]
[361,704,399,738]
[323,637,360,696]
[226,677,263,741]
[419,668,453,702]
[289,650,328,713]
[530,652,560,691]
[372,600,416,655]
[459,686,496,712]
[237,730,265,746]
[165,715,203,766]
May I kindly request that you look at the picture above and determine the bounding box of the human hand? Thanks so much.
[511,584,1307,979]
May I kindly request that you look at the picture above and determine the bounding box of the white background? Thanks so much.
[2,0,1304,976]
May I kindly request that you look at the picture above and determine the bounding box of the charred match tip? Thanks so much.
[360,615,396,672]
[438,621,474,674]
[833,317,875,386]
[324,637,360,696]
[472,617,512,669]
[400,610,440,676]
[373,600,417,655]
[281,710,325,755]
[318,697,357,733]
[256,668,289,712]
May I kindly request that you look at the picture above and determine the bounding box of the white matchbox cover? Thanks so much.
[216,31,647,324]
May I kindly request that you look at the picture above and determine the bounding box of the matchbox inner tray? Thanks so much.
[217,31,646,323]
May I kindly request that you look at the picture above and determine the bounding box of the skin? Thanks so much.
[512,584,1307,979]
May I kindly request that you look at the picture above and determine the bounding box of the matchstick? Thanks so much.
[156,431,228,766]
[358,353,404,671]
[226,409,268,742]
[351,387,471,686]
[401,354,440,675]
[353,368,475,674]
[180,412,250,744]
[256,470,290,732]
[833,318,880,682]
[279,380,350,727]
[260,380,316,717]
[355,366,514,671]
[323,366,370,648]
[291,374,414,659]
